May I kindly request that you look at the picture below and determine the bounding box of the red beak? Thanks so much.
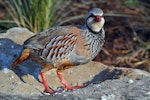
[95,16,102,22]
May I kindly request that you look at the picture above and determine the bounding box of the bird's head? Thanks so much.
[86,8,105,33]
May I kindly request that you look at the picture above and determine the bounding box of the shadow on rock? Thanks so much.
[0,38,42,83]
[85,68,123,84]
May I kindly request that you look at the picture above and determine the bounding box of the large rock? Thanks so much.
[0,61,149,99]
[0,28,150,99]
[0,27,34,44]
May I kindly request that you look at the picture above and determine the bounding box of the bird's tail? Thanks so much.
[10,48,30,69]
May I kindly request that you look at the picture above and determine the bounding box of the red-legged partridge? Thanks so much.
[10,8,105,94]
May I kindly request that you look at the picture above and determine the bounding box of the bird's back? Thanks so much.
[23,26,91,68]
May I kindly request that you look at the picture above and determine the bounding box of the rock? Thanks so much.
[0,70,43,96]
[0,29,150,99]
[0,38,23,69]
[0,27,34,44]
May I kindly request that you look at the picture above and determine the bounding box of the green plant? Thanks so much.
[0,0,62,33]
[0,0,78,33]
[125,0,139,7]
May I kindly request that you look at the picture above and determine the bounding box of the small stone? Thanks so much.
[62,94,68,97]
[90,75,94,78]
[100,94,116,100]
[146,92,150,95]
[43,92,51,95]
[2,68,10,74]
[11,45,14,48]
[9,75,14,80]
[56,87,64,93]
[127,79,134,84]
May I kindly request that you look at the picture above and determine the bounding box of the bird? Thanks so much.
[10,8,105,94]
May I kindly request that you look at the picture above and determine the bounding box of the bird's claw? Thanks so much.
[44,88,55,94]
[65,84,88,91]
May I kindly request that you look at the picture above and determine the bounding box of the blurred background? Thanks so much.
[0,0,149,72]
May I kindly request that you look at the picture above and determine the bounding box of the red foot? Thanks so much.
[40,72,55,94]
[66,84,87,91]
[57,72,87,91]
[71,84,87,89]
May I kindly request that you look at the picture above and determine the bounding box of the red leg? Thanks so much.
[40,72,54,94]
[57,71,87,91]
[57,71,73,90]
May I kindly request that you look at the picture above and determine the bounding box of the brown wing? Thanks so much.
[24,26,81,50]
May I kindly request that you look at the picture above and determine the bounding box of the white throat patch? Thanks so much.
[87,17,105,33]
